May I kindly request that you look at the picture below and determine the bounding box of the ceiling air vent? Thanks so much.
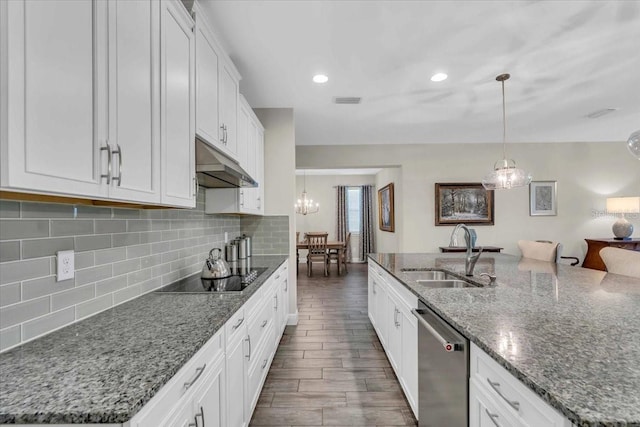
[334,97,362,105]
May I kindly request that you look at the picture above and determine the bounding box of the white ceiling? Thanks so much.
[199,1,640,146]
[296,168,382,176]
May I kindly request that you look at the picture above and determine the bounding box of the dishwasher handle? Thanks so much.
[412,308,465,352]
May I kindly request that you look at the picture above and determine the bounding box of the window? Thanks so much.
[347,187,361,233]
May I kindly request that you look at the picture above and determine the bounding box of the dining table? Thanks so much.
[296,240,345,275]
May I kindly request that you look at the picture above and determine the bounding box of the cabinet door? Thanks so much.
[386,293,402,374]
[399,306,418,416]
[195,17,220,148]
[107,0,160,204]
[162,402,194,427]
[193,356,226,427]
[237,99,250,173]
[2,0,107,198]
[281,274,289,331]
[218,62,238,158]
[373,276,388,348]
[160,0,195,208]
[226,333,247,427]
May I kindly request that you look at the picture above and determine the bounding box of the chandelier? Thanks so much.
[628,130,640,160]
[295,170,319,215]
[482,74,533,190]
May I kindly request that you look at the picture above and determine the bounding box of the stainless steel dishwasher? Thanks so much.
[412,301,469,427]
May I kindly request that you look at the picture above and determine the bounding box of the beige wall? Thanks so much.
[297,142,640,259]
[295,174,376,240]
[254,108,297,323]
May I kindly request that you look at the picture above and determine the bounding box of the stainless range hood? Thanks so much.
[196,138,258,188]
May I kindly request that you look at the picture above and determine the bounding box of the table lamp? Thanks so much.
[606,196,640,240]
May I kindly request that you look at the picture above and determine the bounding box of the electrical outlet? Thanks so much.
[57,250,75,282]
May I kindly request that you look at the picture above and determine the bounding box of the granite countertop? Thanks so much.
[0,255,288,424]
[369,252,640,427]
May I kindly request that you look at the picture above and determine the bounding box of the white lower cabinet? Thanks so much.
[367,263,418,418]
[470,344,572,427]
[131,329,225,427]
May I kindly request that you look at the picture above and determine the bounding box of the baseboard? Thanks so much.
[287,310,299,325]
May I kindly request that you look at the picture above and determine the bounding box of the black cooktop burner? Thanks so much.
[155,267,268,293]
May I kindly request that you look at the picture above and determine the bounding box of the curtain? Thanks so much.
[360,185,375,261]
[335,186,350,261]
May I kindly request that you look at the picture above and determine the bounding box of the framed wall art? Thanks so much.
[435,183,494,226]
[529,181,557,216]
[378,183,395,232]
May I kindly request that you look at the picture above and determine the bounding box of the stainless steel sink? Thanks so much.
[401,270,459,280]
[415,279,478,288]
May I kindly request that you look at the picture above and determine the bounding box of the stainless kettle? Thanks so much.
[202,248,231,279]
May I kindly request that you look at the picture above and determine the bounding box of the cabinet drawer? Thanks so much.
[225,307,246,345]
[470,377,519,427]
[470,343,566,427]
[247,297,274,366]
[380,269,418,310]
[132,328,224,427]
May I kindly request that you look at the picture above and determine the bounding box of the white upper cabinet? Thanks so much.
[193,4,240,160]
[107,0,161,204]
[1,0,107,198]
[160,0,196,208]
[1,0,194,208]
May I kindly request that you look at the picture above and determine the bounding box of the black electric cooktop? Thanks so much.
[155,267,268,293]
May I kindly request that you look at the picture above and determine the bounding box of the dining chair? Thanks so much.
[306,232,329,276]
[517,240,579,265]
[599,247,640,278]
[328,232,350,274]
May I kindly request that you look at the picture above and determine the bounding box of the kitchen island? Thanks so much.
[0,255,288,424]
[369,252,640,427]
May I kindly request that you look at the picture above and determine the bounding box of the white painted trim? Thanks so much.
[286,310,298,325]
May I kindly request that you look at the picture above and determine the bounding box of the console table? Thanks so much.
[583,238,640,271]
[439,246,503,253]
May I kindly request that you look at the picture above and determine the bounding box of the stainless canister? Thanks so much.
[242,234,252,257]
[236,237,248,259]
[225,242,238,262]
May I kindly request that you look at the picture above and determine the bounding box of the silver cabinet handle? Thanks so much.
[284,279,287,291]
[224,125,228,144]
[486,378,520,411]
[184,364,206,390]
[275,275,280,280]
[485,409,501,427]
[100,142,112,184]
[261,358,268,369]
[232,317,244,330]
[195,406,204,427]
[257,196,261,209]
[240,190,244,207]
[245,335,251,360]
[220,124,225,144]
[372,281,377,294]
[394,308,400,327]
[261,319,268,328]
[112,144,122,186]
[274,294,278,311]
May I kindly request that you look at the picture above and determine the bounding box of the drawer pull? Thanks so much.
[485,409,502,427]
[261,358,268,369]
[275,274,280,279]
[261,319,268,328]
[232,317,244,330]
[245,335,252,360]
[184,364,206,390]
[487,378,520,411]
[195,406,204,427]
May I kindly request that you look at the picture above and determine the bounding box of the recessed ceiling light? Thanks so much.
[430,73,448,82]
[313,74,328,84]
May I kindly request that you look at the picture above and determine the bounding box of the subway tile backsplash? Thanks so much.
[0,191,245,351]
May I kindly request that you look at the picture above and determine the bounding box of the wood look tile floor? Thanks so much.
[249,263,418,427]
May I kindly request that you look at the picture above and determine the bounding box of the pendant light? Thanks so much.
[295,170,319,215]
[627,130,640,160]
[482,74,532,190]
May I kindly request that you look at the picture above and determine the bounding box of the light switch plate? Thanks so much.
[57,250,75,281]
